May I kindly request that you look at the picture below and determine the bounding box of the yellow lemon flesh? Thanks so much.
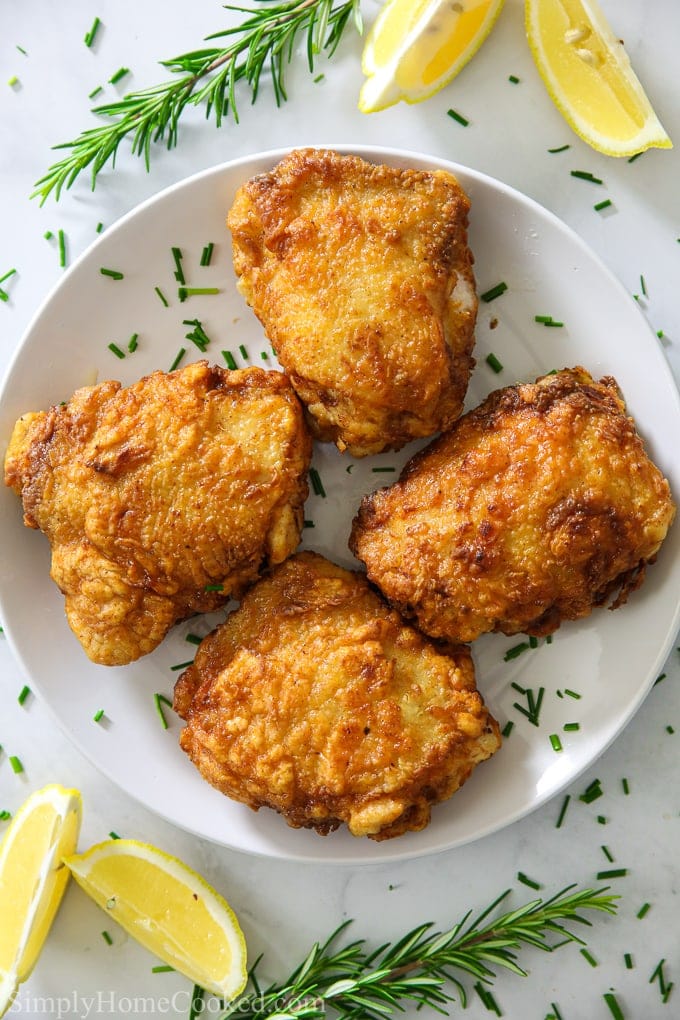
[359,0,506,113]
[526,0,672,156]
[65,839,247,1001]
[0,784,82,1018]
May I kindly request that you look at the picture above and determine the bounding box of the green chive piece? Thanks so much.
[0,810,11,821]
[640,274,648,297]
[0,268,17,285]
[534,314,564,327]
[580,779,603,804]
[260,351,269,361]
[204,583,224,592]
[303,519,315,529]
[152,965,176,973]
[9,755,24,774]
[447,108,469,126]
[501,720,514,738]
[580,948,598,967]
[546,634,553,644]
[84,17,102,47]
[603,992,625,1020]
[637,903,651,919]
[189,985,206,1020]
[0,289,8,303]
[222,350,237,370]
[549,733,563,752]
[508,74,520,83]
[309,467,326,497]
[154,285,169,307]
[624,953,634,969]
[185,634,203,646]
[171,247,185,284]
[58,229,67,268]
[100,267,124,280]
[597,815,607,825]
[178,286,220,301]
[170,660,194,672]
[96,222,104,233]
[108,342,126,360]
[480,281,508,303]
[594,199,613,212]
[16,46,28,56]
[628,151,644,163]
[571,170,604,184]
[372,466,396,473]
[17,685,31,706]
[517,871,541,890]
[485,352,504,373]
[666,725,675,734]
[563,722,580,732]
[101,930,113,945]
[601,845,614,862]
[529,635,539,649]
[549,1003,564,1020]
[200,242,215,267]
[238,344,248,359]
[109,67,130,85]
[93,709,105,723]
[109,831,121,840]
[313,73,325,83]
[184,319,211,352]
[564,688,581,699]
[510,682,527,694]
[622,777,630,795]
[504,641,530,661]
[597,868,628,879]
[44,230,54,240]
[88,85,104,100]
[555,795,570,829]
[169,348,186,372]
[153,692,169,730]
[127,333,139,353]
[512,686,545,727]
[548,144,571,153]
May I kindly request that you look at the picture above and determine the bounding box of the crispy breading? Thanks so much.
[350,368,675,643]
[174,551,500,840]
[227,148,477,457]
[4,362,311,665]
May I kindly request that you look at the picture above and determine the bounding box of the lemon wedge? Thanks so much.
[0,784,82,1017]
[64,839,247,1001]
[359,0,506,113]
[525,0,672,156]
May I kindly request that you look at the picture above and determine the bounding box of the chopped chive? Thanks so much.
[96,222,104,233]
[178,286,220,301]
[153,692,170,730]
[594,199,613,212]
[101,930,113,945]
[184,319,211,352]
[549,733,563,752]
[546,634,553,644]
[100,267,124,280]
[238,343,248,359]
[108,342,126,360]
[534,315,564,327]
[17,685,31,706]
[221,349,237,370]
[204,583,224,592]
[44,230,54,240]
[580,948,598,967]
[570,170,604,184]
[9,755,23,774]
[580,779,603,804]
[549,1004,564,1020]
[109,831,121,840]
[313,73,325,83]
[621,777,630,795]
[563,722,580,732]
[189,985,206,1020]
[628,151,644,163]
[260,351,269,361]
[88,85,104,100]
[127,333,139,353]
[58,229,67,268]
[16,45,28,55]
[528,635,538,649]
[597,815,607,825]
[564,688,581,699]
[152,965,176,973]
[504,641,530,661]
[169,348,186,372]
[200,242,215,267]
[480,281,508,303]
[171,247,185,284]
[84,17,102,47]
[185,634,203,646]
[603,992,625,1020]
[640,275,647,296]
[309,467,326,497]
[0,289,8,303]
[508,74,520,83]
[601,845,614,862]
[485,352,504,373]
[154,285,169,307]
[624,953,634,969]
[303,519,315,528]
[548,144,570,153]
[512,686,544,727]
[555,795,570,829]
[93,709,105,723]
[0,810,11,821]
[656,329,665,340]
[372,466,396,473]
[501,720,514,738]
[510,682,527,694]
[0,268,17,285]
[517,871,541,890]
[597,868,628,879]
[170,660,194,672]
[447,108,469,126]
[109,67,130,85]
[637,902,651,919]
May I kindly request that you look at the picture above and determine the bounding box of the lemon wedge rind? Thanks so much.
[64,838,247,1001]
[525,0,672,157]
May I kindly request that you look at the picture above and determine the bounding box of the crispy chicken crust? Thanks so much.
[4,362,311,665]
[174,551,500,840]
[227,148,477,457]
[350,368,675,644]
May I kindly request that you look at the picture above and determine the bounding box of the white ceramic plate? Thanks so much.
[1,147,678,864]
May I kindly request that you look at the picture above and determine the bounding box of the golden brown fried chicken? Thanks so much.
[227,148,477,457]
[350,367,675,644]
[174,551,500,840]
[4,361,311,665]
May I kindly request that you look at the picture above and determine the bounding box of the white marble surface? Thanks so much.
[1,1,679,1017]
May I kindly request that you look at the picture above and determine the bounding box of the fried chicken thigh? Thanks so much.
[350,368,675,643]
[4,362,311,665]
[174,551,500,840]
[227,148,477,457]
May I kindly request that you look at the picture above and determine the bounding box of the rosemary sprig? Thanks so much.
[221,885,618,1019]
[33,0,362,204]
